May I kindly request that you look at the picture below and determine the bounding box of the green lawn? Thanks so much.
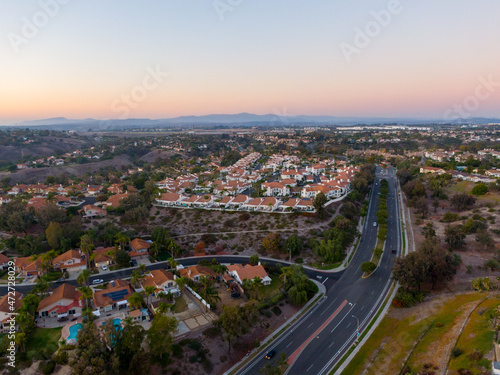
[25,327,62,360]
[172,295,188,314]
[257,276,283,300]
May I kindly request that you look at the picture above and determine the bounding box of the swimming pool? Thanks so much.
[68,323,82,341]
[102,318,122,329]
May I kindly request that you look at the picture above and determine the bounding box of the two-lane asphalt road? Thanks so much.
[237,166,401,375]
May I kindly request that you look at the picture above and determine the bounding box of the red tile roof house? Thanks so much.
[86,185,103,196]
[227,264,271,285]
[37,283,82,319]
[262,182,290,197]
[93,279,133,312]
[141,269,180,297]
[0,292,23,333]
[93,247,114,269]
[179,265,216,282]
[0,253,10,270]
[243,197,281,212]
[128,239,152,260]
[52,250,87,273]
[14,256,44,277]
[104,192,130,208]
[155,192,187,207]
[79,204,107,219]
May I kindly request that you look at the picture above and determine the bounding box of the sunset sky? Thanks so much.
[1,0,500,124]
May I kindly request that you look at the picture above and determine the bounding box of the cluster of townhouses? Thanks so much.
[154,153,359,212]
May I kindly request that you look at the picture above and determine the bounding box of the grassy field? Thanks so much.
[448,180,500,202]
[309,261,342,270]
[25,327,62,360]
[341,292,495,375]
[448,296,500,374]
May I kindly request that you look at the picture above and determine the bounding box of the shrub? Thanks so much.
[361,261,376,273]
[220,355,227,363]
[272,306,282,316]
[53,350,68,364]
[189,355,198,363]
[41,361,56,375]
[172,344,183,358]
[451,347,463,358]
[188,340,202,351]
[295,258,303,263]
[203,327,221,338]
[442,212,459,222]
[471,183,488,196]
[467,349,483,362]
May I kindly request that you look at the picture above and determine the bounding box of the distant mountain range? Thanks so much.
[5,113,500,130]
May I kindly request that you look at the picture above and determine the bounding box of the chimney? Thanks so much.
[258,261,261,266]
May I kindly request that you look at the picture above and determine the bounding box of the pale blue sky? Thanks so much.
[1,0,500,123]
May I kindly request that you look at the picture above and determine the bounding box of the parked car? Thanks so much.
[102,265,108,271]
[373,222,377,227]
[265,350,276,360]
[92,279,104,285]
[392,249,397,254]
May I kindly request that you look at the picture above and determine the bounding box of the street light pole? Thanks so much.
[352,314,360,336]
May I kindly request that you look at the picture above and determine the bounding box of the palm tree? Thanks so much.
[198,275,213,293]
[115,233,130,251]
[127,292,144,310]
[175,276,188,295]
[201,286,220,312]
[40,250,57,273]
[251,276,263,301]
[80,234,95,269]
[138,264,146,274]
[144,285,156,307]
[130,270,144,289]
[214,264,228,281]
[76,269,91,286]
[78,285,93,309]
[167,258,178,270]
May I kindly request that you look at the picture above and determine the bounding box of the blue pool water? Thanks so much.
[102,318,122,329]
[68,323,82,341]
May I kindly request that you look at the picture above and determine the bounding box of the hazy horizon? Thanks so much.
[2,0,500,123]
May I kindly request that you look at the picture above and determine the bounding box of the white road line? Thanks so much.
[286,341,293,348]
[371,290,374,295]
[307,322,313,328]
[307,364,314,372]
[328,341,335,348]
[322,277,329,284]
[346,322,351,328]
[379,277,382,282]
[361,305,365,311]
[330,303,356,333]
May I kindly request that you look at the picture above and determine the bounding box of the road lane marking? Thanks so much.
[307,322,313,328]
[307,364,314,372]
[371,290,374,295]
[346,322,351,328]
[287,300,348,367]
[330,303,356,333]
[322,277,329,284]
[286,342,293,348]
[328,341,335,348]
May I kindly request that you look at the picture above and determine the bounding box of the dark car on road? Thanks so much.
[265,350,276,360]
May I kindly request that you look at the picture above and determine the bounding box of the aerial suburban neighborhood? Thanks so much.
[2,1,500,374]
[0,123,500,375]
